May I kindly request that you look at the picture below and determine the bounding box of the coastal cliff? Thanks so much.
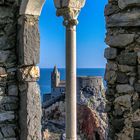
[42,77,107,140]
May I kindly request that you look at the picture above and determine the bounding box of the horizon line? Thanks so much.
[39,67,105,69]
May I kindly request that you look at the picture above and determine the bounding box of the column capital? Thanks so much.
[57,8,79,27]
[54,0,86,27]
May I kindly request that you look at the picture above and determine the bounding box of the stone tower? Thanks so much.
[51,65,60,88]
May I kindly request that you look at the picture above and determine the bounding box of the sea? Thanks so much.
[38,68,105,99]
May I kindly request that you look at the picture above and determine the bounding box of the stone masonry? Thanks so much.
[105,0,140,139]
[18,0,44,139]
[0,0,19,139]
[0,0,44,140]
[1,0,140,140]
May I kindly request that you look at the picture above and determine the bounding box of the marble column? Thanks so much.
[64,20,77,140]
[54,1,86,139]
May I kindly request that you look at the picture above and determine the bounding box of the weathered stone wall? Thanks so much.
[105,0,140,139]
[1,0,140,139]
[18,0,44,139]
[0,0,19,139]
[0,0,44,139]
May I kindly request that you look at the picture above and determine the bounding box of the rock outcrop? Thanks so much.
[42,77,107,140]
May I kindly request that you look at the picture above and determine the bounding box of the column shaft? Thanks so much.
[66,25,77,140]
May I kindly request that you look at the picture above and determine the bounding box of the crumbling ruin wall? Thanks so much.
[0,0,19,139]
[0,0,44,139]
[105,0,140,139]
[1,0,140,140]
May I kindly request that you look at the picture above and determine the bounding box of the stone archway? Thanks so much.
[18,0,140,140]
[0,0,140,140]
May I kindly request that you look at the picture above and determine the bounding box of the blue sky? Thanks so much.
[39,0,108,68]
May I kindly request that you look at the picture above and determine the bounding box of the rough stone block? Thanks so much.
[104,48,117,59]
[8,84,18,96]
[0,103,18,111]
[0,67,7,81]
[0,86,5,96]
[104,70,117,84]
[106,61,118,71]
[106,9,140,27]
[134,128,140,140]
[114,106,123,116]
[114,94,131,108]
[129,77,136,86]
[19,82,42,140]
[18,66,40,82]
[112,118,125,133]
[0,111,15,122]
[116,72,129,84]
[0,35,16,50]
[7,104,18,111]
[0,0,4,5]
[0,96,18,104]
[0,9,14,25]
[106,34,134,48]
[118,0,140,9]
[105,3,120,16]
[118,65,136,73]
[134,83,140,92]
[18,15,40,66]
[0,67,6,76]
[116,84,134,93]
[0,51,10,64]
[133,121,140,128]
[0,0,18,6]
[106,88,115,96]
[117,52,137,66]
[6,72,16,83]
[1,126,15,138]
[0,50,16,68]
[4,23,16,36]
[105,102,112,112]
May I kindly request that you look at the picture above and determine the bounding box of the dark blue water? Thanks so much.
[38,68,105,96]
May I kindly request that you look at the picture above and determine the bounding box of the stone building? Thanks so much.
[46,66,105,101]
[0,0,140,140]
[51,66,66,98]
